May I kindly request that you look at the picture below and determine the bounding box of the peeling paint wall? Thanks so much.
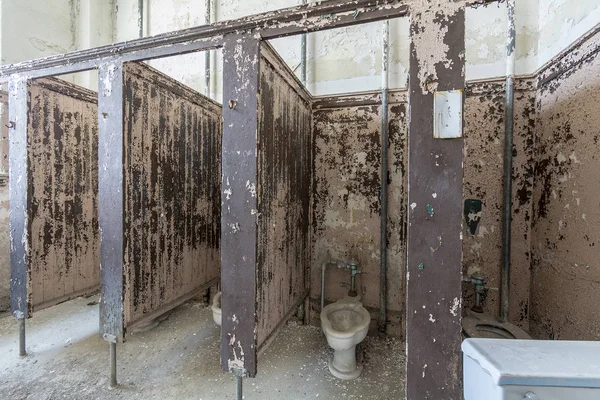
[462,77,537,329]
[530,29,600,340]
[28,78,100,311]
[122,62,221,330]
[256,43,312,348]
[311,90,407,338]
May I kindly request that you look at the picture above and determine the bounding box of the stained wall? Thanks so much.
[122,62,221,329]
[255,44,312,348]
[28,78,100,311]
[530,29,600,340]
[462,77,537,329]
[311,91,408,338]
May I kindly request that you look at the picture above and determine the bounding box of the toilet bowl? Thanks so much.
[320,297,371,380]
[211,291,222,326]
[462,311,530,339]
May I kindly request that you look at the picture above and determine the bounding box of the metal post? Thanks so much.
[236,374,243,400]
[109,341,117,388]
[379,20,389,333]
[205,0,212,97]
[138,0,144,38]
[501,0,516,323]
[17,314,26,357]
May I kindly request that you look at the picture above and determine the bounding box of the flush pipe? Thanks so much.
[501,0,516,322]
[205,0,212,97]
[379,20,390,333]
[138,0,144,38]
[300,0,307,86]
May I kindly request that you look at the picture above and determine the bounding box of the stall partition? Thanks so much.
[100,61,221,341]
[11,78,100,317]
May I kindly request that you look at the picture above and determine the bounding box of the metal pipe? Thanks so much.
[501,0,516,323]
[17,314,25,357]
[110,342,117,388]
[138,0,144,38]
[379,20,389,333]
[236,375,243,400]
[205,0,212,97]
[300,0,307,86]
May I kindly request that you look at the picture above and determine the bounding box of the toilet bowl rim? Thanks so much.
[320,302,371,339]
[462,313,531,339]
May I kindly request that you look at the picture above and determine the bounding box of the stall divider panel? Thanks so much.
[27,78,100,313]
[255,42,312,351]
[121,62,221,334]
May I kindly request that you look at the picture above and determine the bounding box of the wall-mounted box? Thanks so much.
[434,89,463,139]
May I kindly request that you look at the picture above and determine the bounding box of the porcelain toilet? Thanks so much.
[321,297,371,380]
[211,291,222,326]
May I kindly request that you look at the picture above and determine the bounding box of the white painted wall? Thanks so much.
[1,0,599,94]
[538,0,600,67]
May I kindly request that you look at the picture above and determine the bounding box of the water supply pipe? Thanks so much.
[138,0,144,38]
[379,20,390,333]
[205,0,212,97]
[300,0,307,86]
[501,0,516,322]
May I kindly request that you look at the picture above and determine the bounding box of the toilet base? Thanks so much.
[329,347,363,380]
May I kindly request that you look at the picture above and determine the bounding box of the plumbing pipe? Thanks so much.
[138,0,144,38]
[321,260,340,315]
[501,0,516,323]
[300,0,307,86]
[110,342,117,387]
[379,20,389,333]
[205,0,211,97]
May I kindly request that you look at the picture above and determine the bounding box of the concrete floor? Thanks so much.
[0,296,405,400]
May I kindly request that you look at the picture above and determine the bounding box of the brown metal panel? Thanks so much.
[406,5,466,399]
[26,79,99,312]
[121,62,222,332]
[220,35,260,377]
[255,43,312,349]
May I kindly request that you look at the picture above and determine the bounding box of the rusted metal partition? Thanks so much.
[121,62,221,334]
[15,79,100,315]
[256,43,312,350]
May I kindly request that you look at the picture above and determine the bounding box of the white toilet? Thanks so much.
[211,291,222,326]
[320,297,371,380]
[463,338,600,400]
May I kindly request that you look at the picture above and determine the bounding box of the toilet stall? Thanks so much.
[100,61,222,341]
[220,42,312,376]
[10,78,100,318]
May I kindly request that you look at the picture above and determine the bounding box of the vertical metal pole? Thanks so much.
[300,0,307,86]
[138,0,144,38]
[501,0,516,323]
[18,314,26,357]
[110,342,117,388]
[205,0,212,97]
[236,374,243,400]
[379,20,389,333]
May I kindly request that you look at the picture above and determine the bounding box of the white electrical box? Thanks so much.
[434,89,463,139]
